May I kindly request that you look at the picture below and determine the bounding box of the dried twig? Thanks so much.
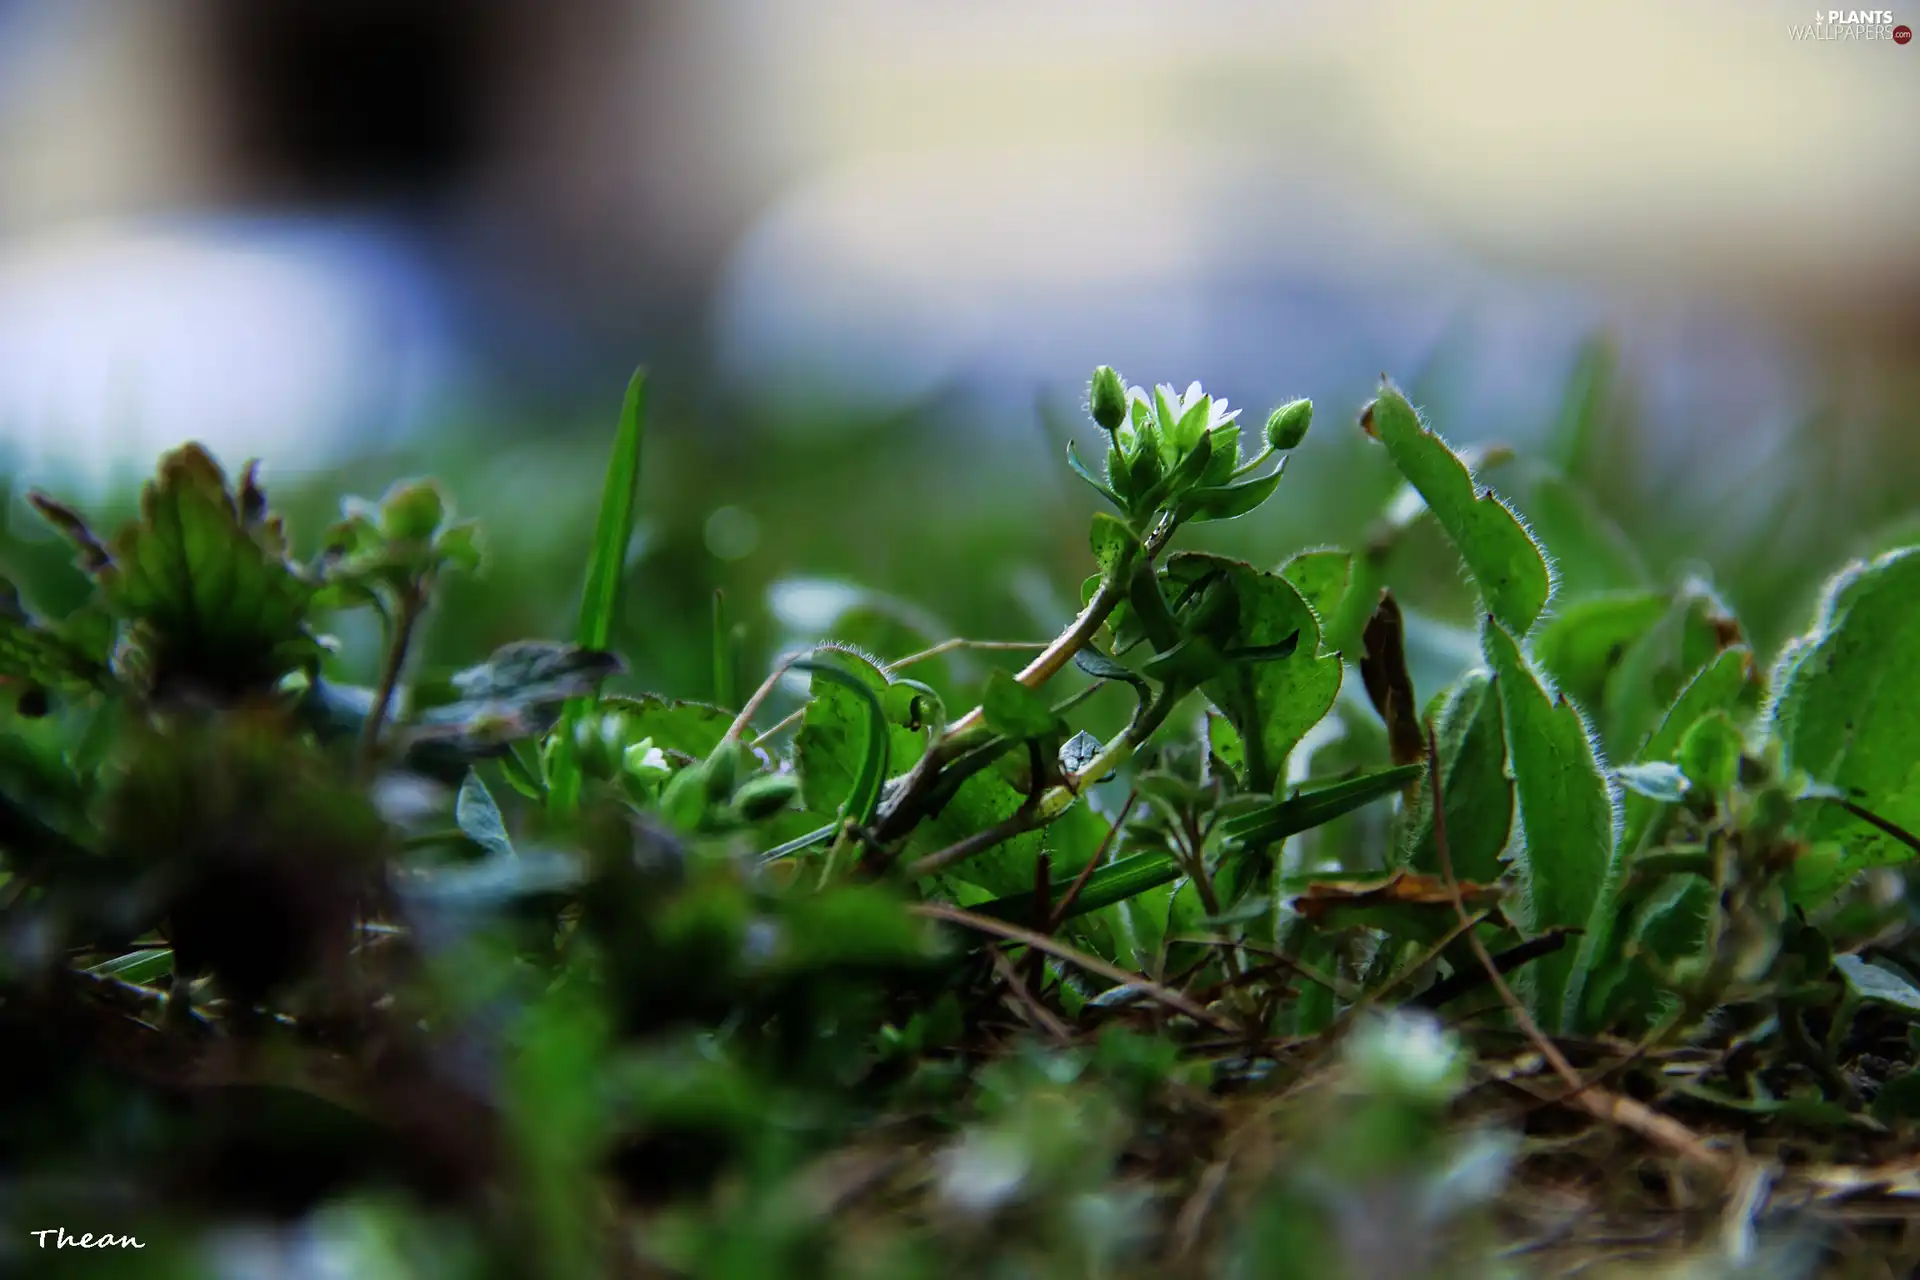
[911,902,1237,1034]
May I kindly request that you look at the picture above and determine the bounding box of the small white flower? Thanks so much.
[1344,1009,1468,1104]
[1155,380,1242,434]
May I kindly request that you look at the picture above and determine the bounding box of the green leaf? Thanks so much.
[981,668,1065,741]
[1599,576,1744,759]
[1584,872,1710,1030]
[1676,710,1742,795]
[1218,763,1425,848]
[1178,460,1287,524]
[1366,385,1552,636]
[551,369,647,811]
[576,369,648,653]
[456,770,516,860]
[1767,546,1920,900]
[1088,512,1139,577]
[596,694,736,761]
[792,652,909,829]
[1532,590,1670,716]
[1615,646,1752,861]
[82,445,318,699]
[1549,335,1615,478]
[1482,620,1618,1031]
[1403,670,1512,886]
[87,948,174,985]
[0,582,106,692]
[973,850,1179,925]
[1067,440,1128,512]
[1164,553,1342,792]
[1508,468,1646,597]
[1201,423,1243,485]
[1278,549,1352,632]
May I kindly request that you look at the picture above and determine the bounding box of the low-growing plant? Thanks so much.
[3,359,1918,1277]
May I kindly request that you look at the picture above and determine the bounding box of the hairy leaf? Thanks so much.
[1404,670,1512,886]
[1365,384,1552,636]
[1768,546,1920,901]
[1483,620,1618,1030]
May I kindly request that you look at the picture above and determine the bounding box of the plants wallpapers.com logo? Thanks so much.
[1789,9,1913,39]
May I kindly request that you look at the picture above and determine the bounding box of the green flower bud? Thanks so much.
[1264,399,1313,452]
[378,479,446,542]
[660,763,709,829]
[732,772,801,820]
[1089,366,1128,433]
[703,737,745,803]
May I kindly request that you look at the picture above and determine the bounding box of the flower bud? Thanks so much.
[732,772,801,820]
[378,479,446,542]
[1264,399,1313,451]
[1089,366,1128,433]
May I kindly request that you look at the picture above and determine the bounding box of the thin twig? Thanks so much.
[887,638,1050,672]
[723,649,814,744]
[911,902,1237,1034]
[1046,788,1137,932]
[1423,721,1735,1177]
[987,946,1071,1044]
[749,706,806,749]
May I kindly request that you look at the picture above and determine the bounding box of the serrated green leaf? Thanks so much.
[1403,670,1512,885]
[1367,385,1552,636]
[85,445,317,699]
[1483,620,1618,1031]
[1767,546,1920,901]
[0,584,106,692]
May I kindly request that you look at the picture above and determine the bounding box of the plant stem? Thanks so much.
[359,581,427,769]
[940,576,1127,742]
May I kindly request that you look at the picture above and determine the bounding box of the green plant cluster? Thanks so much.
[2,361,1919,1278]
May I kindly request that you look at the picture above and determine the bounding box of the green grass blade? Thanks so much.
[549,368,647,811]
[1218,763,1425,847]
[973,851,1181,925]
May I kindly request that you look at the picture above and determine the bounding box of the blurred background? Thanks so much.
[1,0,1916,700]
